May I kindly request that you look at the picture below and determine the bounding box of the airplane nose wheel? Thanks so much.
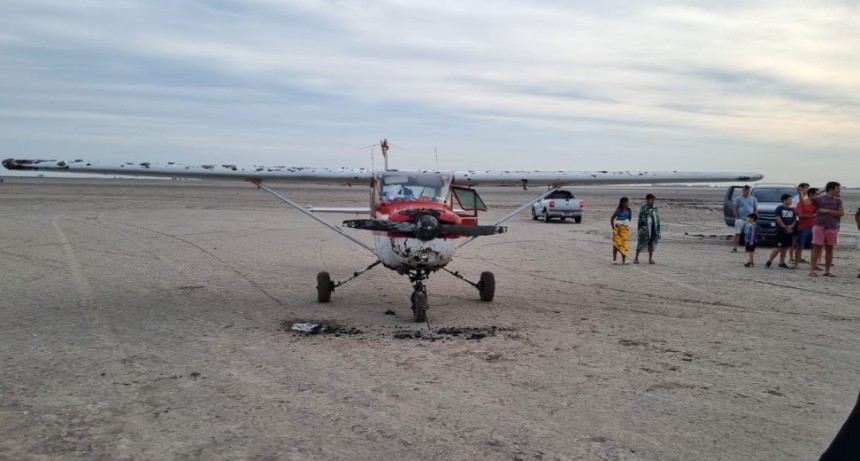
[411,287,428,323]
[411,271,429,323]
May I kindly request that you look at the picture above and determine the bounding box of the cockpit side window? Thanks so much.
[452,187,487,211]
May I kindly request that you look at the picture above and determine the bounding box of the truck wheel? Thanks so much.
[542,209,551,222]
[574,216,582,224]
[531,207,538,220]
[477,271,495,302]
[316,272,333,303]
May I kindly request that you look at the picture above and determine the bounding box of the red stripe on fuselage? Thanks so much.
[373,201,461,224]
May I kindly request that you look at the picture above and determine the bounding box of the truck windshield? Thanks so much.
[752,188,795,202]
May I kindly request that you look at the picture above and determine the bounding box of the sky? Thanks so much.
[1,0,858,186]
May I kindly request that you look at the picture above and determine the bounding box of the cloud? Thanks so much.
[0,0,858,185]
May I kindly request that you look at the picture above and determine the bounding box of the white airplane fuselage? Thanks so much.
[374,234,459,270]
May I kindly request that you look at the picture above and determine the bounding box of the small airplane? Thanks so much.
[3,141,763,322]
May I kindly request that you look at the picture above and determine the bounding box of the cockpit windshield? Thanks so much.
[376,172,452,204]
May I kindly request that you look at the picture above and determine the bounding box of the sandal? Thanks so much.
[823,273,836,277]
[649,260,655,264]
[809,272,818,277]
[633,260,639,264]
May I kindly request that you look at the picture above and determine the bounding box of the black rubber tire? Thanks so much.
[316,272,332,303]
[412,291,427,323]
[531,207,538,220]
[542,209,551,222]
[478,271,495,302]
[574,216,582,224]
[560,217,567,221]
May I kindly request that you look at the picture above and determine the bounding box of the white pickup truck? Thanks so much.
[531,190,584,223]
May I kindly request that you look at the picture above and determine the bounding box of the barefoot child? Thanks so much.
[744,213,759,267]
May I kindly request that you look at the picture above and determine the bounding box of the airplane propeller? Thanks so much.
[343,215,506,241]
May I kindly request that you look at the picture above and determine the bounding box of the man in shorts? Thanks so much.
[801,181,844,277]
[732,185,758,252]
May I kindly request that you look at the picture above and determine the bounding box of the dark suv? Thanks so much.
[723,185,796,239]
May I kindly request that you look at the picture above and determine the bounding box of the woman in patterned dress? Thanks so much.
[610,197,632,264]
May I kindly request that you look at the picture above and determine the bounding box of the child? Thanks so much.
[765,194,797,268]
[744,213,759,267]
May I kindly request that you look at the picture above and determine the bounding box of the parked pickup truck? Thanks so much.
[723,184,796,238]
[532,190,584,223]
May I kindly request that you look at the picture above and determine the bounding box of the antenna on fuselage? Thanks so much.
[359,143,376,171]
[380,138,390,171]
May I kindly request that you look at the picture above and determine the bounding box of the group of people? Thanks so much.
[609,183,860,279]
[732,181,859,278]
[610,194,660,265]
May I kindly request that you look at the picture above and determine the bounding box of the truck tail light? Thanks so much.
[579,200,584,207]
[549,200,555,207]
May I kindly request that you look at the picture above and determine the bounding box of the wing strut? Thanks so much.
[457,185,563,249]
[250,180,376,254]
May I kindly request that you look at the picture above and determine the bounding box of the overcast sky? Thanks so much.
[1,1,858,186]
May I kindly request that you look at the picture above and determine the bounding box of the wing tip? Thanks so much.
[3,158,32,171]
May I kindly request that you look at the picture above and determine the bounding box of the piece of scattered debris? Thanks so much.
[282,320,362,336]
[394,330,422,339]
[384,310,396,315]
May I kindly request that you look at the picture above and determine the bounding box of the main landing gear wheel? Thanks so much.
[411,291,428,323]
[316,271,333,303]
[477,271,495,302]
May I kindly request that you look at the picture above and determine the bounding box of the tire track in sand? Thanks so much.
[52,211,95,307]
[96,215,285,308]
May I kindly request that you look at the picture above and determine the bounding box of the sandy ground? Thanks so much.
[1,178,858,461]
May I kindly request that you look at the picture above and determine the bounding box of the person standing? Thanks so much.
[744,213,759,267]
[634,194,660,265]
[855,206,860,279]
[732,185,758,252]
[789,183,809,263]
[793,187,818,269]
[791,182,809,207]
[765,194,797,268]
[802,181,844,277]
[610,197,632,264]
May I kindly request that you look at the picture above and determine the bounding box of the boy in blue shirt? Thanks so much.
[765,194,797,268]
[744,213,759,267]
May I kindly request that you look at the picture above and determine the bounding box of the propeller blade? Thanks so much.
[439,224,507,237]
[343,219,416,233]
[344,219,506,239]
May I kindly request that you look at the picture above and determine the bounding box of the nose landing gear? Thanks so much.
[409,270,429,323]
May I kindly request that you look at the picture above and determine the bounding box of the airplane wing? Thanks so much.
[1,159,373,185]
[3,158,763,186]
[451,170,763,187]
